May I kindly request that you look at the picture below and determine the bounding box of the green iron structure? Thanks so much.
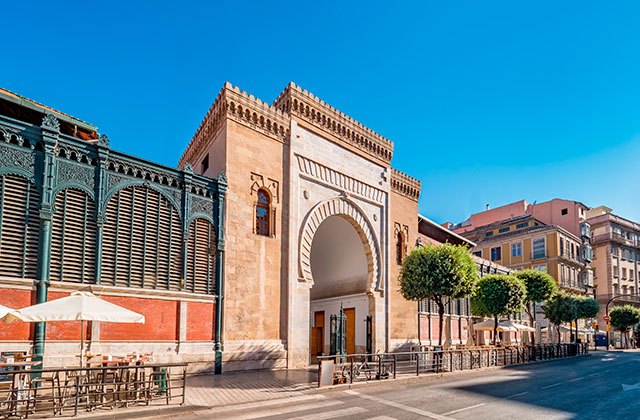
[0,108,227,372]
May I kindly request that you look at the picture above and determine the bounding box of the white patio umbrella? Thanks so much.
[0,304,15,319]
[472,319,518,332]
[500,321,535,332]
[3,291,144,365]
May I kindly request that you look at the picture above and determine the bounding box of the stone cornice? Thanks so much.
[273,82,393,165]
[179,82,290,168]
[296,154,385,204]
[390,168,421,202]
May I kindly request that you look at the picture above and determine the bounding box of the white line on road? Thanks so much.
[226,399,343,419]
[586,373,603,377]
[541,382,563,389]
[568,377,585,382]
[505,391,529,399]
[442,403,486,416]
[290,406,368,420]
[366,417,398,420]
[217,394,328,413]
[344,390,454,420]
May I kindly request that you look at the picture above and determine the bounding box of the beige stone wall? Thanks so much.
[389,189,419,344]
[222,120,286,343]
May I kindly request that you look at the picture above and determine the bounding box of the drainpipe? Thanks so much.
[214,172,228,374]
[34,115,59,362]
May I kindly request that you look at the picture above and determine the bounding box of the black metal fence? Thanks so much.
[319,343,588,387]
[0,363,187,418]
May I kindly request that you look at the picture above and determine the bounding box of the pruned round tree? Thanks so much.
[542,293,576,342]
[470,274,526,345]
[514,269,558,344]
[573,295,599,342]
[609,305,640,348]
[399,243,478,346]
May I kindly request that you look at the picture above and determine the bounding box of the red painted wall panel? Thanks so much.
[187,302,214,341]
[100,296,178,341]
[0,288,33,340]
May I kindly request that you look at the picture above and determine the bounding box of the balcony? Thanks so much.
[591,232,639,248]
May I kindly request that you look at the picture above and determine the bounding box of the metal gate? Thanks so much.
[330,305,346,357]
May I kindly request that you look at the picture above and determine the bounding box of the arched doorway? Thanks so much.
[309,215,371,358]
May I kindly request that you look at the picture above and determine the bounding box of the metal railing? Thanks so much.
[318,344,587,387]
[0,363,187,418]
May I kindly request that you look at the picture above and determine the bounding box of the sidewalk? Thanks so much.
[185,368,318,407]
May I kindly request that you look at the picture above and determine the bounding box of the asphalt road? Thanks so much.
[179,351,640,419]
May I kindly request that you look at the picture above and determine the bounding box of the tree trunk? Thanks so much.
[438,303,445,347]
[527,302,536,346]
[493,315,499,346]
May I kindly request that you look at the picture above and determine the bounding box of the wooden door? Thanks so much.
[344,308,356,354]
[311,311,325,356]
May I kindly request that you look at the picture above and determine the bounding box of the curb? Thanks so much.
[74,404,211,420]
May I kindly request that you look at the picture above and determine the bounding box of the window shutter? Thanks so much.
[0,175,40,279]
[187,218,216,294]
[50,188,97,283]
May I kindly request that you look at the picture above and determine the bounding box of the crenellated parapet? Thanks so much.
[273,82,393,165]
[180,82,290,168]
[391,168,421,202]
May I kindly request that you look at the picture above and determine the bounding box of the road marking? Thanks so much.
[226,399,343,419]
[290,406,368,420]
[442,403,486,416]
[367,417,398,420]
[505,391,529,399]
[568,377,584,382]
[541,382,563,389]
[218,394,327,413]
[622,382,640,391]
[344,390,454,420]
[586,373,603,377]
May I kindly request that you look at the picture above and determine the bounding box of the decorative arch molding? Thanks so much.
[298,195,382,292]
[186,213,215,230]
[103,180,182,220]
[0,167,36,183]
[52,183,96,204]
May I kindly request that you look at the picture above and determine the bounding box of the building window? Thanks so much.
[512,242,522,257]
[255,188,271,236]
[200,153,209,173]
[485,231,494,237]
[491,246,501,262]
[561,208,568,216]
[499,227,510,233]
[560,238,565,256]
[396,232,405,265]
[516,222,529,229]
[532,237,546,259]
[533,264,547,272]
[473,250,482,258]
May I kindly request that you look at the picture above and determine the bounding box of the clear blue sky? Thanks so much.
[5,1,640,224]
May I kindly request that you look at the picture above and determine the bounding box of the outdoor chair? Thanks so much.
[25,371,62,418]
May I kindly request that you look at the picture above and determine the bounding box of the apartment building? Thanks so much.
[457,215,593,295]
[588,206,640,298]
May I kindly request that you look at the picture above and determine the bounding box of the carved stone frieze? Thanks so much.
[296,154,385,204]
[42,114,60,131]
[250,172,279,203]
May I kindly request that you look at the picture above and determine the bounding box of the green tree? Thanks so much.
[399,243,478,346]
[573,296,599,343]
[609,305,640,348]
[542,293,576,343]
[470,274,526,345]
[514,270,558,344]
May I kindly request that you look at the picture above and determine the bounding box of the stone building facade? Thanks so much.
[180,82,422,370]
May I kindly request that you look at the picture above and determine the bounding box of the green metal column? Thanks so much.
[94,135,110,284]
[34,115,59,360]
[181,165,193,290]
[214,172,227,374]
